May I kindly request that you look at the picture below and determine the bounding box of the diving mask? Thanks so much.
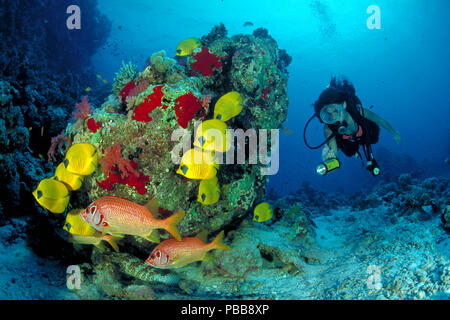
[319,103,344,124]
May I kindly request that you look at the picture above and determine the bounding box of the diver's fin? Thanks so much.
[103,235,120,253]
[195,230,208,243]
[142,230,160,243]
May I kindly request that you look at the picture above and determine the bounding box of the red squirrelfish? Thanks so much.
[80,195,184,242]
[145,230,230,269]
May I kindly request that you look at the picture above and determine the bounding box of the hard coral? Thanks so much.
[132,85,166,122]
[174,92,203,128]
[191,47,224,77]
[97,144,149,195]
[112,61,139,96]
[73,96,92,120]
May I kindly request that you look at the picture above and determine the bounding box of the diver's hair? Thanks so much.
[313,76,361,118]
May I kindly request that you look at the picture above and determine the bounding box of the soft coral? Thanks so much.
[97,143,149,194]
[73,96,93,120]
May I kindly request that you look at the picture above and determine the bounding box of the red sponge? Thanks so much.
[191,47,224,76]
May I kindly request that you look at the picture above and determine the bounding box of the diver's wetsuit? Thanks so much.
[327,112,380,157]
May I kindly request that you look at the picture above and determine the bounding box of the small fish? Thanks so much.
[176,37,201,56]
[41,126,44,137]
[253,202,273,222]
[80,196,185,242]
[281,125,293,136]
[96,74,102,79]
[85,87,92,92]
[67,233,119,252]
[214,91,243,122]
[193,119,231,152]
[243,21,254,27]
[64,209,95,236]
[102,79,108,83]
[53,162,84,191]
[64,209,119,252]
[32,178,70,214]
[145,230,230,269]
[197,176,220,205]
[176,148,219,180]
[64,143,98,176]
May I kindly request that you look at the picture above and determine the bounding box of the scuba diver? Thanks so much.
[304,76,401,176]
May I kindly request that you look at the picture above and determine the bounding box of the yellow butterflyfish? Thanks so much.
[63,209,96,236]
[253,202,273,222]
[214,91,243,122]
[176,148,219,180]
[197,176,220,205]
[63,209,120,252]
[54,162,84,191]
[32,178,70,214]
[64,143,98,176]
[193,119,231,152]
[176,37,201,56]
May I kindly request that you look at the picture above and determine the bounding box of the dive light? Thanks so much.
[316,158,341,176]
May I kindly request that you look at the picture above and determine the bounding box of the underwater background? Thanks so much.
[0,0,449,300]
[91,0,450,196]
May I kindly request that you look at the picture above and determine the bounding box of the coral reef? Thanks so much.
[55,24,292,298]
[0,0,111,221]
[67,24,291,240]
[348,174,449,224]
[113,62,139,98]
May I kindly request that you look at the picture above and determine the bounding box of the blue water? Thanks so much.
[1,0,450,301]
[92,0,450,195]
